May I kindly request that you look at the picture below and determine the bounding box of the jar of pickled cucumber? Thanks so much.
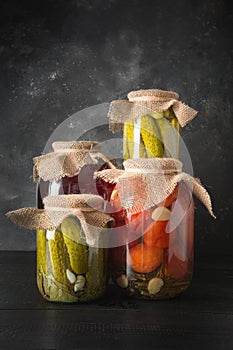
[123,108,180,159]
[108,89,198,160]
[7,194,113,303]
[95,158,215,300]
[33,141,116,209]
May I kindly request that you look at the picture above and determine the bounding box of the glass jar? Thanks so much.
[109,182,194,299]
[35,194,112,303]
[35,141,116,209]
[6,194,113,303]
[123,109,180,160]
[37,218,108,303]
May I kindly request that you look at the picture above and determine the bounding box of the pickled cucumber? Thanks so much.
[63,235,88,274]
[37,223,108,302]
[60,216,89,275]
[86,232,107,291]
[149,113,170,156]
[124,122,148,159]
[61,216,86,244]
[123,108,180,160]
[48,229,69,285]
[171,112,180,158]
[86,247,106,290]
[171,116,180,131]
[152,109,180,158]
[37,229,47,274]
[123,123,134,159]
[140,115,164,157]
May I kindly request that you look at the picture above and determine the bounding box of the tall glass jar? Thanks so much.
[35,141,116,209]
[108,89,198,160]
[109,182,194,299]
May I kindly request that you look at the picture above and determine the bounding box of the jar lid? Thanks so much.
[123,158,183,174]
[6,193,113,245]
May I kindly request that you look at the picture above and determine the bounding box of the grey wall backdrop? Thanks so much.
[0,0,232,254]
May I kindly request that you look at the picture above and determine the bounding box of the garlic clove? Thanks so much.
[151,206,171,221]
[148,277,164,295]
[116,274,128,288]
[74,275,86,292]
[66,269,76,284]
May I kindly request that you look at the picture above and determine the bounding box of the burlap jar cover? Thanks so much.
[95,158,215,218]
[33,141,116,182]
[6,194,114,246]
[109,89,198,132]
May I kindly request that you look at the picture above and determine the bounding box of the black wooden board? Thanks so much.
[0,252,233,349]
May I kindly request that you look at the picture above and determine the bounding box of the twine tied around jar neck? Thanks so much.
[6,194,114,246]
[109,89,198,132]
[43,194,103,211]
[123,158,183,174]
[95,158,215,218]
[52,141,102,153]
[33,141,116,182]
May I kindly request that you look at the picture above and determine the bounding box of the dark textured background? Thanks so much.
[0,0,232,253]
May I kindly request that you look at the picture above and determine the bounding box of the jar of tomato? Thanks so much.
[33,141,116,209]
[96,158,215,299]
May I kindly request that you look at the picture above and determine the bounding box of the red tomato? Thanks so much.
[169,184,194,258]
[109,187,126,222]
[143,220,169,248]
[154,233,170,249]
[178,203,194,258]
[125,207,154,235]
[128,243,163,273]
[157,186,178,207]
[164,255,189,279]
[168,241,187,263]
[128,237,142,250]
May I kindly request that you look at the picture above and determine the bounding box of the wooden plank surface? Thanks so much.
[0,252,233,349]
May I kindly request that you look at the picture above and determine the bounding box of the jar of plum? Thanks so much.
[33,141,116,209]
[96,158,215,300]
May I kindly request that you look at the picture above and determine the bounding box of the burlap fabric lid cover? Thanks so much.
[33,141,115,182]
[6,194,114,246]
[96,158,215,218]
[109,89,198,132]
